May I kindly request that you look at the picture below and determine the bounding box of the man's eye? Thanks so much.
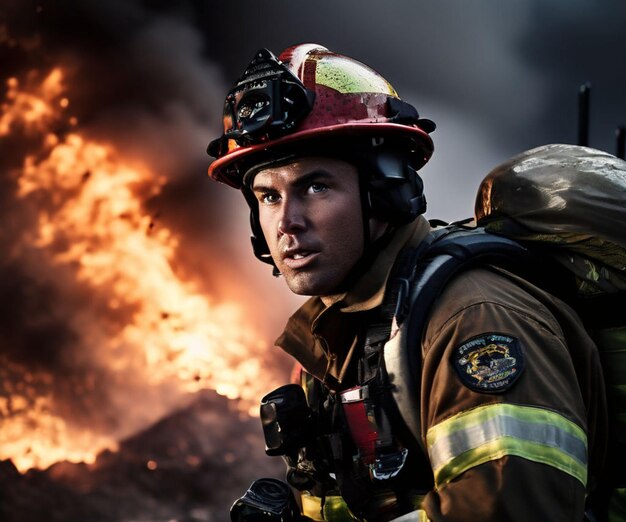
[308,183,328,194]
[260,192,280,204]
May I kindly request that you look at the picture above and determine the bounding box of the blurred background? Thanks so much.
[1,1,625,520]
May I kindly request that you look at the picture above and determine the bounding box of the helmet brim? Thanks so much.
[208,122,434,188]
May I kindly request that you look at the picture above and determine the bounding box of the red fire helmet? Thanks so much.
[207,44,435,188]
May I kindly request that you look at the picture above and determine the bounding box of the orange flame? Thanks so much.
[1,69,65,136]
[1,68,277,472]
[0,356,119,472]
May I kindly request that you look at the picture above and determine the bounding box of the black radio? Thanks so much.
[260,384,315,457]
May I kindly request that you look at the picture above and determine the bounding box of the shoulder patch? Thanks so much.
[452,333,524,393]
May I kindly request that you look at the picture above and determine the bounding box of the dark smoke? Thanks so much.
[0,0,295,481]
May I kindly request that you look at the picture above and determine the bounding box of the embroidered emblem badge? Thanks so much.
[452,333,524,393]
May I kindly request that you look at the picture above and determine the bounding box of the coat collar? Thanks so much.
[275,216,431,387]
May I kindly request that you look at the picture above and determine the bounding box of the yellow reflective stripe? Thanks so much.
[427,404,588,488]
[301,494,324,521]
[434,436,587,488]
[301,493,359,522]
[302,493,427,522]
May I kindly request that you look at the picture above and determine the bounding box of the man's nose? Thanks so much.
[277,198,306,235]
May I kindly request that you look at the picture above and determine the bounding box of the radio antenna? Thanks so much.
[578,82,591,147]
[616,126,625,159]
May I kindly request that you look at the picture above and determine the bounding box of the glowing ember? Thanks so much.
[0,69,65,136]
[0,68,276,472]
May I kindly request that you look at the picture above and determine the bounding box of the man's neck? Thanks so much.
[318,217,430,311]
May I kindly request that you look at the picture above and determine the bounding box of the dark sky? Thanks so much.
[195,0,626,217]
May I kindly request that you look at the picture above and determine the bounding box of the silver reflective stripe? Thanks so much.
[389,509,429,522]
[340,386,369,403]
[429,409,587,472]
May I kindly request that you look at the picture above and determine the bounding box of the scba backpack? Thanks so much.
[385,143,626,520]
[477,143,626,520]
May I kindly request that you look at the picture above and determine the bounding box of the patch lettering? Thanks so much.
[452,333,524,393]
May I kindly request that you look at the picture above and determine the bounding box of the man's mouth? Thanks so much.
[281,248,320,269]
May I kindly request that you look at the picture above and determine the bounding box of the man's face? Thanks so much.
[252,156,364,296]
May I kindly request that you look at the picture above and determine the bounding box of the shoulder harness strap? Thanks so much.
[381,226,532,445]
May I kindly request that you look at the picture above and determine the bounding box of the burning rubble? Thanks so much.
[0,389,284,522]
[0,42,287,521]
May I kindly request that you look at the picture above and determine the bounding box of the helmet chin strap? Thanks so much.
[328,181,395,295]
[332,227,395,295]
[360,174,373,253]
[358,173,397,266]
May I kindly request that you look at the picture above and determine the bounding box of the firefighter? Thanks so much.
[207,44,607,522]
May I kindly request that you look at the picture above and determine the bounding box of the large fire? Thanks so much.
[0,69,276,472]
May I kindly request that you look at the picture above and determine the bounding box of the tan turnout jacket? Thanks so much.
[276,217,607,522]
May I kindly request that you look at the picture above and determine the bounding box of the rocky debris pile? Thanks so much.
[0,390,284,522]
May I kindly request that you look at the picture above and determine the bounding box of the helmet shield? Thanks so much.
[208,48,315,159]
